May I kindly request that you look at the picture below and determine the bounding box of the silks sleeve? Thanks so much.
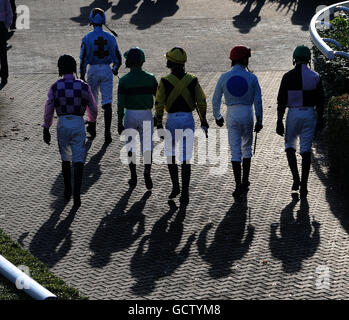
[212,75,224,120]
[155,79,166,125]
[42,85,55,129]
[117,80,127,126]
[253,76,263,125]
[277,74,288,121]
[195,79,208,122]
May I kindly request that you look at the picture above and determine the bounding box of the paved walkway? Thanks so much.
[1,0,348,299]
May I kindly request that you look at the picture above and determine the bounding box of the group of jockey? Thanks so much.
[42,8,325,209]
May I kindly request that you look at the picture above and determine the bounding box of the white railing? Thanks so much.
[310,1,349,60]
[0,254,57,300]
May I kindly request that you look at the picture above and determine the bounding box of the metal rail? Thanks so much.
[0,254,57,300]
[310,1,349,60]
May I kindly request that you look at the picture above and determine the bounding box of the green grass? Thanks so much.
[0,229,87,300]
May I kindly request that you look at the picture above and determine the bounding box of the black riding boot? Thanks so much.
[62,161,72,201]
[73,162,84,208]
[232,161,243,198]
[167,156,180,199]
[300,152,311,198]
[242,158,251,193]
[286,148,300,191]
[103,103,112,144]
[180,163,191,206]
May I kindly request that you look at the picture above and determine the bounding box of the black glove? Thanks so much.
[276,120,284,136]
[118,123,125,135]
[86,121,96,139]
[43,127,51,145]
[201,120,209,138]
[254,122,263,133]
[215,117,224,127]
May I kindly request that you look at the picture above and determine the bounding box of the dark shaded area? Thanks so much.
[128,0,179,30]
[81,141,108,195]
[71,0,113,26]
[27,167,75,267]
[71,0,179,29]
[130,201,195,296]
[232,0,340,33]
[89,188,150,268]
[269,194,320,273]
[25,140,106,267]
[111,0,142,20]
[233,0,266,34]
[312,139,349,236]
[28,194,78,268]
[18,232,29,247]
[197,200,254,278]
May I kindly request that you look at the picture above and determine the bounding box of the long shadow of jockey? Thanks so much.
[290,0,339,31]
[81,140,108,195]
[197,200,254,278]
[27,194,78,268]
[232,0,266,34]
[269,195,320,273]
[130,201,195,296]
[24,139,105,267]
[71,0,113,26]
[89,188,150,268]
[111,0,142,20]
[231,0,339,33]
[130,0,179,30]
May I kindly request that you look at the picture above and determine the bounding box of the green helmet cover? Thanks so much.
[293,45,311,61]
[124,47,145,65]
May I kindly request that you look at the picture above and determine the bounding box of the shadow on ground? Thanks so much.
[81,141,108,195]
[111,0,142,20]
[128,0,179,30]
[197,200,254,278]
[89,188,150,268]
[269,194,320,273]
[25,140,107,267]
[130,201,195,296]
[70,0,179,30]
[27,179,78,268]
[232,0,340,33]
[71,0,113,26]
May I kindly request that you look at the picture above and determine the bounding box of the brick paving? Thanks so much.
[1,0,348,299]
